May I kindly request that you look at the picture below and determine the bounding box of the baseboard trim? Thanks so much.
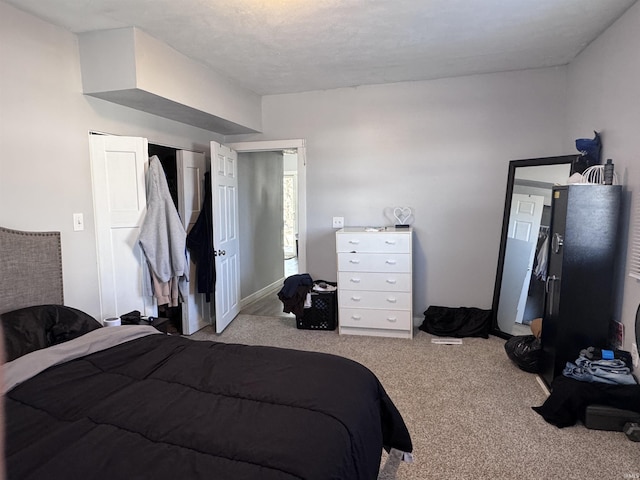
[240,278,283,309]
[536,375,551,397]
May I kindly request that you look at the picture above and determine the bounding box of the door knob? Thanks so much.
[214,249,226,256]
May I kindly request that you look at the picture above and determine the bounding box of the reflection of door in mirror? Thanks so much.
[509,194,544,324]
[492,157,575,337]
[498,194,544,335]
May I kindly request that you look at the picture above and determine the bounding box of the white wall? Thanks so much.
[0,1,223,318]
[228,68,569,315]
[566,1,640,352]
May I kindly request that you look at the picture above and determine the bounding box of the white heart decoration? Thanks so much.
[393,207,413,225]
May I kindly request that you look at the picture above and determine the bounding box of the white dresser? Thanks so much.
[336,227,413,339]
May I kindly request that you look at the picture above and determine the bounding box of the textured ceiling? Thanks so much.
[6,0,637,95]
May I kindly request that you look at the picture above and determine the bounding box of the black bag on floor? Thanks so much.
[504,334,542,373]
[419,306,491,338]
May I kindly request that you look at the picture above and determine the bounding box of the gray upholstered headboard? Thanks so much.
[0,227,64,315]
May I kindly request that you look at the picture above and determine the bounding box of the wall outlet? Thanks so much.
[332,216,344,228]
[632,343,639,369]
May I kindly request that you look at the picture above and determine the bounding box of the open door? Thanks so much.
[211,141,241,333]
[89,135,155,320]
[177,150,212,334]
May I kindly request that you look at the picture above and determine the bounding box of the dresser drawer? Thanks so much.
[338,272,411,292]
[336,232,410,253]
[339,290,411,309]
[339,308,412,330]
[337,253,411,273]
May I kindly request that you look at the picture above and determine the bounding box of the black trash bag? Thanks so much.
[504,335,542,373]
[419,306,491,339]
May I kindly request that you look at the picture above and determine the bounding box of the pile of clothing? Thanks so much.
[277,274,313,319]
[533,346,640,429]
[563,347,636,385]
[277,274,337,319]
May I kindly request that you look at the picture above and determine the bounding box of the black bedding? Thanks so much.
[5,331,412,480]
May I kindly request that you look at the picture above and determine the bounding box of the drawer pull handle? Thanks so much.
[386,279,397,284]
[349,259,361,264]
[387,297,397,303]
[350,278,361,283]
[351,315,362,321]
[385,260,397,265]
[351,296,362,301]
[387,317,397,323]
[385,240,396,244]
[348,240,360,244]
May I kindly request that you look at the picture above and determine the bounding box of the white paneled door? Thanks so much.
[211,142,241,333]
[508,193,545,324]
[177,150,212,334]
[89,135,154,321]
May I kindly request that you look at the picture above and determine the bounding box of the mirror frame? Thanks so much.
[491,155,578,339]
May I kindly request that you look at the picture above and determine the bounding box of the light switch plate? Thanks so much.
[73,213,84,231]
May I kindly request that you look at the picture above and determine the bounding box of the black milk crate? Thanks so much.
[297,283,337,331]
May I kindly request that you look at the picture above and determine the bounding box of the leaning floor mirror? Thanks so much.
[492,155,577,338]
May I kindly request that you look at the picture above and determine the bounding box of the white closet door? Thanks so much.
[211,141,241,333]
[177,149,212,334]
[89,135,154,321]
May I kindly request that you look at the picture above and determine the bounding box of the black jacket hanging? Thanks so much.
[186,172,215,302]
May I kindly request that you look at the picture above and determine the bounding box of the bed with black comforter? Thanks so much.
[2,305,413,480]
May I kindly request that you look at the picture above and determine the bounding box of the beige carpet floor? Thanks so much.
[190,315,639,480]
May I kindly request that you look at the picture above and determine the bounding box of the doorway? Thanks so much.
[228,139,307,278]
